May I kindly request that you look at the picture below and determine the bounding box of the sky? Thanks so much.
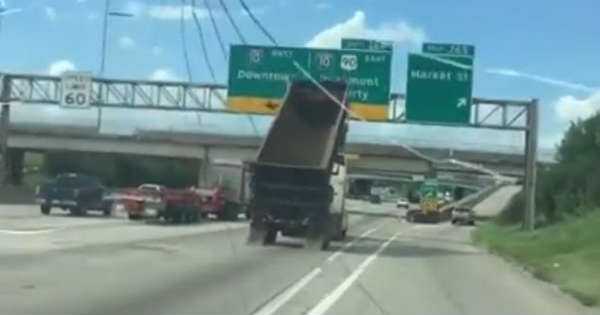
[1,0,599,155]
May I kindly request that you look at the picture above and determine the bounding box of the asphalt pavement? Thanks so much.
[0,200,596,315]
[473,185,522,217]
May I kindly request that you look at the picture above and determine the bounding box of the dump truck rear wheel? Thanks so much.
[41,205,51,215]
[263,229,277,245]
[248,219,267,245]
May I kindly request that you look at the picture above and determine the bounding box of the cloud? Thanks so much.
[315,2,332,10]
[486,68,597,92]
[555,91,600,122]
[124,1,145,17]
[48,60,76,76]
[306,11,426,48]
[118,2,213,20]
[152,45,163,56]
[147,4,209,20]
[45,6,57,21]
[149,68,179,81]
[118,36,136,50]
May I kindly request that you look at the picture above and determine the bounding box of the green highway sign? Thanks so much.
[422,42,475,57]
[405,49,474,124]
[341,38,393,52]
[420,178,439,198]
[228,45,392,120]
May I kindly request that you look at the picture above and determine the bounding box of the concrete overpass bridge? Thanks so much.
[2,123,524,187]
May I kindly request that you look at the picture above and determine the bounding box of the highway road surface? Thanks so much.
[0,200,596,315]
[473,184,522,217]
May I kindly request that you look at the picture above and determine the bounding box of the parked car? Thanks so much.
[451,207,475,225]
[36,173,109,216]
[396,197,409,208]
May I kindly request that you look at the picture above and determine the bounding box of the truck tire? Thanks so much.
[248,224,267,245]
[263,229,277,245]
[40,205,51,215]
[306,214,332,251]
[219,203,239,221]
[70,207,86,216]
[190,211,199,223]
[128,213,142,220]
[176,212,187,224]
[339,229,347,240]
[321,238,330,251]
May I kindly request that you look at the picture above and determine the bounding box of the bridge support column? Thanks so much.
[197,146,210,187]
[6,149,24,185]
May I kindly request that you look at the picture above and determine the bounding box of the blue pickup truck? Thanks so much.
[36,173,110,216]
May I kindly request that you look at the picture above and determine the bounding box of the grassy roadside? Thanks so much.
[473,210,600,306]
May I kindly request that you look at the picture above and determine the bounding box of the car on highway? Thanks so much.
[36,173,110,216]
[451,206,476,225]
[396,197,409,208]
[105,184,166,220]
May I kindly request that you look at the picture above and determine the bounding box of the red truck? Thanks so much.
[109,184,234,223]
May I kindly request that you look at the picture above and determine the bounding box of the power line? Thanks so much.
[218,0,246,44]
[238,0,278,45]
[180,0,193,82]
[191,0,217,82]
[203,0,227,61]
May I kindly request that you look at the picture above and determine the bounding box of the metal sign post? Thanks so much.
[0,76,10,185]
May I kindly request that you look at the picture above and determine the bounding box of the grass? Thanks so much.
[473,210,600,306]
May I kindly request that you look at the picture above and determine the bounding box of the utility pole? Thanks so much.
[523,99,539,231]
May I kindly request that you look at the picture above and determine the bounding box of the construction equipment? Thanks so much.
[406,179,444,223]
[247,80,350,250]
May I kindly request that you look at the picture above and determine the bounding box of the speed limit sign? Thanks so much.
[61,71,92,108]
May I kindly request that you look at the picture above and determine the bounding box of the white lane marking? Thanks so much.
[306,231,401,315]
[252,224,384,315]
[326,226,379,263]
[0,228,58,235]
[253,267,322,315]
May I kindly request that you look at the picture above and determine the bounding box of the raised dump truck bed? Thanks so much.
[248,81,349,249]
[256,81,347,170]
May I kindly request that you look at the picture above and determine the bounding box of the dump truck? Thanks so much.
[247,80,350,250]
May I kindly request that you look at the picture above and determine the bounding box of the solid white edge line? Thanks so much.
[0,228,57,235]
[307,231,400,315]
[252,267,323,315]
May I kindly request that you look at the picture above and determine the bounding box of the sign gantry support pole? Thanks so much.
[0,76,11,186]
[523,98,538,231]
